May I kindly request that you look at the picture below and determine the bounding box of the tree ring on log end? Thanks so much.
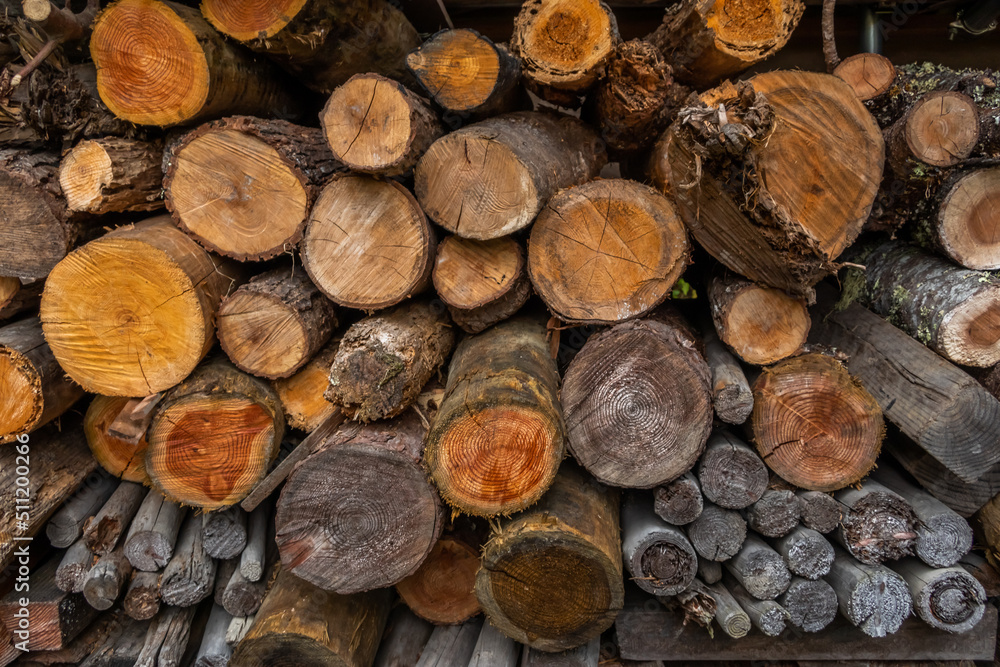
[433,236,523,310]
[833,53,896,101]
[847,570,911,637]
[938,168,1000,270]
[939,288,1000,367]
[58,140,114,213]
[202,0,309,41]
[0,346,41,442]
[905,92,979,168]
[406,30,501,111]
[396,536,482,625]
[217,292,310,379]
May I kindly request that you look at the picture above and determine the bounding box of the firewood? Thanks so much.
[871,466,973,568]
[771,526,834,580]
[407,29,524,119]
[886,92,980,174]
[82,480,147,555]
[509,0,619,106]
[56,539,98,594]
[415,112,606,240]
[135,605,196,667]
[276,411,444,593]
[425,316,564,517]
[124,489,186,571]
[240,503,268,582]
[698,559,722,585]
[67,611,147,667]
[90,0,298,127]
[696,431,768,510]
[45,472,117,549]
[145,358,284,509]
[271,340,339,433]
[0,317,83,443]
[796,491,843,534]
[646,0,803,87]
[230,568,392,667]
[468,621,519,667]
[123,571,160,621]
[562,311,711,487]
[373,606,433,667]
[745,490,802,538]
[687,503,747,562]
[833,53,897,102]
[812,296,1000,484]
[780,577,838,632]
[704,581,751,639]
[751,353,884,492]
[58,137,164,215]
[521,638,600,667]
[653,473,703,526]
[41,216,237,397]
[916,166,1000,271]
[213,558,239,607]
[827,546,912,637]
[622,492,698,596]
[432,235,531,334]
[165,117,341,261]
[835,480,919,565]
[702,325,753,425]
[222,561,271,618]
[83,545,133,610]
[203,507,248,560]
[396,533,482,625]
[708,273,810,365]
[723,534,791,600]
[892,560,986,634]
[846,240,1000,367]
[475,462,623,652]
[1,558,100,651]
[159,514,217,607]
[651,73,883,296]
[723,575,789,637]
[415,618,484,667]
[83,396,150,484]
[0,279,43,322]
[194,604,233,667]
[321,74,442,177]
[301,174,435,309]
[325,300,454,423]
[201,0,420,93]
[530,180,689,324]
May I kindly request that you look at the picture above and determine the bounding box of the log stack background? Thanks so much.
[1,0,999,665]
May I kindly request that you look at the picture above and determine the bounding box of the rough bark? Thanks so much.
[696,431,768,510]
[622,492,698,596]
[83,395,150,484]
[915,166,1000,271]
[124,488,186,572]
[59,137,164,215]
[885,92,980,175]
[653,473,703,526]
[45,470,117,549]
[82,480,147,555]
[686,502,747,562]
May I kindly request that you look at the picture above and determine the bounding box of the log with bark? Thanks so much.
[622,492,698,596]
[407,29,524,119]
[475,462,623,652]
[796,491,842,533]
[324,300,453,423]
[0,317,83,443]
[744,489,801,538]
[885,92,980,175]
[165,116,341,261]
[90,0,299,127]
[653,473,703,526]
[159,513,217,607]
[415,618,483,667]
[83,396,150,484]
[40,215,236,397]
[723,533,791,600]
[396,532,483,625]
[432,235,532,334]
[751,352,884,492]
[650,73,883,297]
[702,323,753,425]
[696,431,768,510]
[82,480,147,555]
[687,502,747,562]
[275,411,444,593]
[704,581,750,638]
[425,316,564,517]
[58,137,164,215]
[301,174,435,310]
[271,340,339,433]
[56,539,98,594]
[321,73,442,177]
[46,472,117,549]
[415,112,606,240]
[561,310,711,488]
[201,0,420,93]
[826,546,912,637]
[780,577,838,632]
[891,559,986,634]
[0,558,99,651]
[124,489,186,571]
[723,576,789,636]
[134,604,196,667]
[230,568,392,667]
[772,525,835,580]
[145,357,284,509]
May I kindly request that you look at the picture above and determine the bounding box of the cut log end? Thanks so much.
[406,29,505,112]
[697,434,769,510]
[709,276,810,365]
[688,504,747,562]
[58,140,115,213]
[396,535,482,625]
[781,577,838,632]
[272,343,339,433]
[833,53,896,101]
[0,345,42,441]
[937,167,1000,270]
[653,474,703,525]
[841,490,919,565]
[901,92,980,168]
[433,235,523,311]
[797,491,842,533]
[200,0,307,40]
[84,395,150,483]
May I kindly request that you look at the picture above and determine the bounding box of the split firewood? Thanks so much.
[123,571,160,621]
[396,532,482,625]
[653,473,703,526]
[509,0,619,106]
[124,488,186,572]
[202,507,248,560]
[651,73,883,297]
[751,352,884,492]
[59,137,164,215]
[159,514,217,607]
[0,558,99,651]
[771,526,835,580]
[90,0,299,127]
[201,0,420,93]
[321,74,442,177]
[424,316,564,517]
[561,310,711,488]
[82,545,133,611]
[475,462,623,652]
[0,316,83,443]
[833,53,897,102]
[373,607,434,667]
[827,546,912,637]
[134,605,197,667]
[165,117,341,261]
[194,604,234,667]
[723,575,789,637]
[415,111,606,240]
[82,480,147,555]
[276,411,444,593]
[407,29,524,119]
[723,534,791,600]
[229,568,392,667]
[622,492,698,596]
[744,490,802,538]
[780,577,838,633]
[45,471,117,549]
[271,340,339,433]
[702,324,753,425]
[301,174,435,309]
[687,502,747,562]
[432,235,532,334]
[696,431,768,510]
[145,358,284,509]
[56,539,98,594]
[325,300,454,423]
[83,396,150,484]
[40,216,237,397]
[415,618,484,667]
[891,559,986,634]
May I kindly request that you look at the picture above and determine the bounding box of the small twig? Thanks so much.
[10,37,56,88]
[822,0,841,72]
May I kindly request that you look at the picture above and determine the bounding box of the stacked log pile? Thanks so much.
[1,0,1000,666]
